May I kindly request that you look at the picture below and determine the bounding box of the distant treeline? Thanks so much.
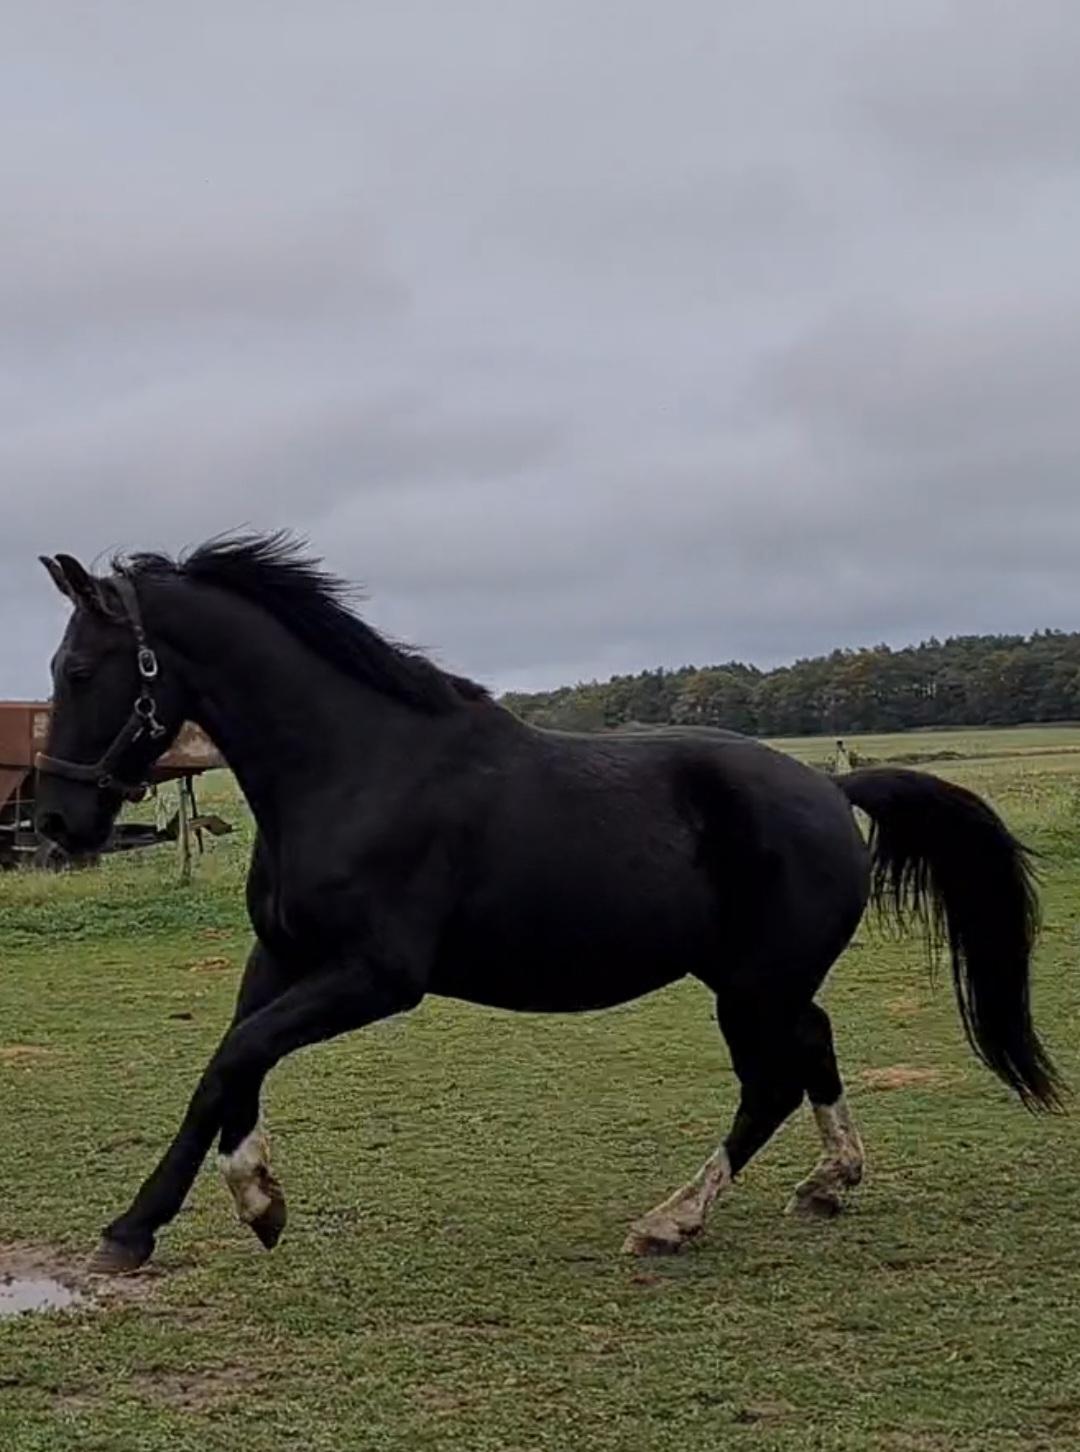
[500,631,1080,737]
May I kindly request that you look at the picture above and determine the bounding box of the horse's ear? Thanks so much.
[40,555,75,603]
[52,553,106,614]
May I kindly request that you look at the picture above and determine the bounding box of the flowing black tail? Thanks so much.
[837,768,1064,1112]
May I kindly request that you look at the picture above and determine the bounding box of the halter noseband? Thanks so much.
[35,571,168,803]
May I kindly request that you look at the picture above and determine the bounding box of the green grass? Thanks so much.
[2,739,1080,1450]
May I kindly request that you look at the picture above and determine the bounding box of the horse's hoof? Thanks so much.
[622,1232,682,1257]
[248,1184,287,1251]
[87,1234,154,1276]
[620,1220,697,1257]
[785,1191,842,1221]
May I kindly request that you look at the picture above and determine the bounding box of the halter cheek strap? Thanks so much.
[35,570,168,803]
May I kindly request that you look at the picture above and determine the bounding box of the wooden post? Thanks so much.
[177,776,192,885]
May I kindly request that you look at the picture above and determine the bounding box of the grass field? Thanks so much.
[770,722,1080,767]
[3,727,1080,1451]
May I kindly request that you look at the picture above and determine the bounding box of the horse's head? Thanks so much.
[35,554,187,856]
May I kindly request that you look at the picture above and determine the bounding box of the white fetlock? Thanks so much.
[622,1148,732,1255]
[219,1126,274,1224]
[787,1096,865,1217]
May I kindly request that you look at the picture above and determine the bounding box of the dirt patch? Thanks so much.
[140,1300,219,1330]
[49,1364,260,1418]
[53,1389,100,1414]
[878,1433,965,1451]
[410,1318,511,1344]
[858,1066,945,1091]
[412,1383,480,1416]
[131,1365,263,1412]
[0,1044,59,1065]
[734,1400,796,1424]
[189,956,232,973]
[98,1132,150,1153]
[1043,1400,1080,1435]
[886,994,923,1020]
[0,1242,168,1317]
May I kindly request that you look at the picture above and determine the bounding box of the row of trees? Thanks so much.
[500,631,1080,736]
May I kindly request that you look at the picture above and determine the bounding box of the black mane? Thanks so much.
[118,532,489,714]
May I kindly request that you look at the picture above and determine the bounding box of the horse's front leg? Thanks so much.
[91,961,420,1273]
[211,944,296,1247]
[86,943,291,1273]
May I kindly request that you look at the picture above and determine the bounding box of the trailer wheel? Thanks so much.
[32,841,69,871]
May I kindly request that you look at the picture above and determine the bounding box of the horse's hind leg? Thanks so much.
[785,1001,864,1219]
[622,990,805,1256]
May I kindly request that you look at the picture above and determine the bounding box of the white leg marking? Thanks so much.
[786,1095,865,1217]
[219,1125,274,1224]
[622,1147,733,1255]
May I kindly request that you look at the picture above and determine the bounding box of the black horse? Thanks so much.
[33,537,1062,1274]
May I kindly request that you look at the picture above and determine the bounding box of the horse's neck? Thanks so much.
[149,580,394,833]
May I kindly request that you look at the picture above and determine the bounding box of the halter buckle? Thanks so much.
[135,693,167,739]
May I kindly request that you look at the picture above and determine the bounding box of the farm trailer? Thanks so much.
[0,701,230,870]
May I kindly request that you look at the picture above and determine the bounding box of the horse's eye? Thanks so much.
[64,660,95,685]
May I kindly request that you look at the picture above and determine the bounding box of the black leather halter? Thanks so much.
[35,572,168,803]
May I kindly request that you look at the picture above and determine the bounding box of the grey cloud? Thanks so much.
[6,2,1080,700]
[757,301,1080,457]
[854,1,1080,171]
[5,382,565,560]
[2,204,406,338]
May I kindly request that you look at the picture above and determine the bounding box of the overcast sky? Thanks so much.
[5,2,1080,698]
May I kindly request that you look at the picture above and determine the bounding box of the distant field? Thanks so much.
[770,721,1080,766]
[2,726,1079,1450]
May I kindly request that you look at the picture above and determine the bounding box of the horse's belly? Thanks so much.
[430,839,718,1012]
[429,905,712,1012]
[430,952,687,1012]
